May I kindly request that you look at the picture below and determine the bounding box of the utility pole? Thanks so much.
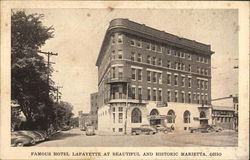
[56,86,63,103]
[37,50,58,98]
[37,50,58,133]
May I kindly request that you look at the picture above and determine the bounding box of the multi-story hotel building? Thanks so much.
[96,18,214,135]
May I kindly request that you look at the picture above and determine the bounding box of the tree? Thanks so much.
[54,101,74,128]
[11,10,55,130]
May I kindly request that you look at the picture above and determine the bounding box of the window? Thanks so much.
[175,62,178,70]
[188,92,191,103]
[118,113,123,123]
[205,81,208,90]
[113,128,115,132]
[167,61,171,68]
[201,80,204,90]
[111,35,115,44]
[112,107,115,112]
[111,50,115,60]
[166,48,171,54]
[152,57,156,65]
[152,44,156,51]
[147,71,151,82]
[130,39,135,46]
[181,76,185,87]
[201,68,204,75]
[118,87,123,99]
[197,67,200,74]
[131,108,142,123]
[138,69,142,81]
[138,87,142,100]
[150,109,159,115]
[200,111,206,118]
[174,75,178,86]
[180,52,185,58]
[153,89,157,101]
[132,68,136,80]
[158,73,162,84]
[188,78,192,88]
[188,65,191,72]
[193,93,196,102]
[136,40,142,48]
[205,94,208,105]
[201,94,204,104]
[167,90,171,102]
[146,43,151,50]
[153,72,157,83]
[137,53,142,62]
[197,93,200,104]
[147,88,151,100]
[181,63,185,71]
[197,79,200,89]
[181,91,185,103]
[119,128,123,132]
[158,58,162,66]
[118,50,123,59]
[131,87,136,99]
[174,91,178,102]
[131,52,135,61]
[167,110,175,123]
[167,73,171,85]
[118,107,123,112]
[157,45,162,53]
[118,66,123,79]
[205,69,208,75]
[184,111,191,123]
[197,56,200,62]
[147,56,151,64]
[113,113,115,123]
[158,89,162,101]
[187,53,191,60]
[112,67,116,78]
[117,34,123,43]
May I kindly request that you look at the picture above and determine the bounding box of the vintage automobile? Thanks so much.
[11,132,35,147]
[61,125,71,131]
[154,125,173,133]
[17,130,44,142]
[86,125,95,136]
[190,125,223,133]
[131,125,157,135]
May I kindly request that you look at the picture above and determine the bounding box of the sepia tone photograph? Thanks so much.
[10,8,239,147]
[1,1,249,160]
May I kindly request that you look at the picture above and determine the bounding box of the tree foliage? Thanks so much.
[11,11,55,130]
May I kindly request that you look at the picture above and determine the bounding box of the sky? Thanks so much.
[24,9,238,116]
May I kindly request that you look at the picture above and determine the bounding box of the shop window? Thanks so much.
[184,110,191,123]
[167,110,175,123]
[119,128,123,132]
[131,108,142,123]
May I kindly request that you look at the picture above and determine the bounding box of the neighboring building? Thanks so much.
[212,106,235,130]
[90,92,99,129]
[96,18,214,135]
[212,95,238,130]
[78,111,91,130]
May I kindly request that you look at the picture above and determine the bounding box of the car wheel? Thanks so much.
[16,142,24,147]
[149,131,154,135]
[132,132,136,135]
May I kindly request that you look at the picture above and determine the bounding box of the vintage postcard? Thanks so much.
[0,1,249,160]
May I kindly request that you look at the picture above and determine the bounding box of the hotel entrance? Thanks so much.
[148,109,165,126]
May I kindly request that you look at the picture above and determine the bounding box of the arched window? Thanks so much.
[167,110,175,123]
[200,111,206,118]
[183,110,191,123]
[150,109,159,115]
[131,108,142,123]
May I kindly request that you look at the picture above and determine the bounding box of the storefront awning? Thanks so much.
[147,115,175,120]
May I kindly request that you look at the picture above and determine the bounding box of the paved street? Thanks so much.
[34,128,238,147]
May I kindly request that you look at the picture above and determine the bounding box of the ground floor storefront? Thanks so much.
[98,101,212,135]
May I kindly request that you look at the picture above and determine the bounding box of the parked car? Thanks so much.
[11,132,35,147]
[154,125,173,133]
[61,125,71,131]
[86,125,95,136]
[131,125,157,135]
[190,125,223,133]
[33,131,49,140]
[16,130,43,142]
